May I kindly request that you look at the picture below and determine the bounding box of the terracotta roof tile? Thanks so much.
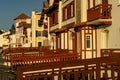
[14,13,30,20]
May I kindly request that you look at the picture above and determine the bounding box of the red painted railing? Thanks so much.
[87,4,112,21]
[3,47,78,70]
[101,49,120,57]
[11,53,78,70]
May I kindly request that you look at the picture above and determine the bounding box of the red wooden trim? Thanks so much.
[93,0,95,7]
[80,28,82,58]
[87,4,112,22]
[74,32,77,53]
[84,27,86,59]
[102,0,108,4]
[91,27,94,58]
[88,0,90,9]
[73,22,86,28]
[79,26,97,59]
[63,32,65,49]
[62,1,75,21]
[16,56,120,80]
[95,28,97,57]
[60,34,61,49]
[49,16,53,27]
[62,22,75,29]
[56,34,58,50]
[72,34,74,52]
[67,31,69,50]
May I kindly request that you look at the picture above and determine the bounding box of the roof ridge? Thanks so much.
[14,13,30,20]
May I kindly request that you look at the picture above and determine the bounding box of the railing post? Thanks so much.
[17,67,23,80]
[96,63,101,80]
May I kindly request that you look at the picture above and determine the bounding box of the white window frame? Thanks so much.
[86,35,92,49]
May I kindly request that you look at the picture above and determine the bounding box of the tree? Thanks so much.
[10,24,16,34]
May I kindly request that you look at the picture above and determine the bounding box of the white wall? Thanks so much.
[96,0,120,57]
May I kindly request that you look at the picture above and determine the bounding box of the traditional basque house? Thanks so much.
[45,0,112,59]
[43,0,76,53]
[4,0,120,80]
[31,10,43,47]
[14,13,31,47]
[40,2,50,47]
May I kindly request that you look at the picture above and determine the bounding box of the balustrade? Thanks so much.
[87,4,112,22]
[3,47,78,70]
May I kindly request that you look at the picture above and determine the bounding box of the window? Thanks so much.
[30,32,32,37]
[38,42,42,47]
[62,1,74,21]
[86,36,90,48]
[49,11,58,26]
[36,31,42,37]
[38,20,43,27]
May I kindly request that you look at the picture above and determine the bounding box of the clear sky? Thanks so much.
[0,0,43,31]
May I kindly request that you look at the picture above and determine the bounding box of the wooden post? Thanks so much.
[96,63,100,80]
[111,65,115,80]
[17,67,23,80]
[82,71,85,80]
[58,67,62,80]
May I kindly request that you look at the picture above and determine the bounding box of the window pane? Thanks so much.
[86,36,90,48]
[36,31,41,37]
[38,42,42,47]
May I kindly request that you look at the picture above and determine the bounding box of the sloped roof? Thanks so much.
[14,13,30,20]
[43,0,59,13]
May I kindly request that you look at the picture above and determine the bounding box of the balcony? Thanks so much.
[87,4,112,26]
[101,49,120,57]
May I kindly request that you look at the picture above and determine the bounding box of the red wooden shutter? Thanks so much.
[49,16,53,27]
[56,11,58,24]
[67,4,71,18]
[62,8,65,21]
[88,0,90,9]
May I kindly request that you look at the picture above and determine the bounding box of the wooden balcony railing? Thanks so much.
[4,46,51,61]
[17,56,120,80]
[11,53,78,70]
[101,49,120,57]
[3,47,78,70]
[87,4,112,22]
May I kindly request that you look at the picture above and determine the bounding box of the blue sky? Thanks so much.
[0,0,43,31]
